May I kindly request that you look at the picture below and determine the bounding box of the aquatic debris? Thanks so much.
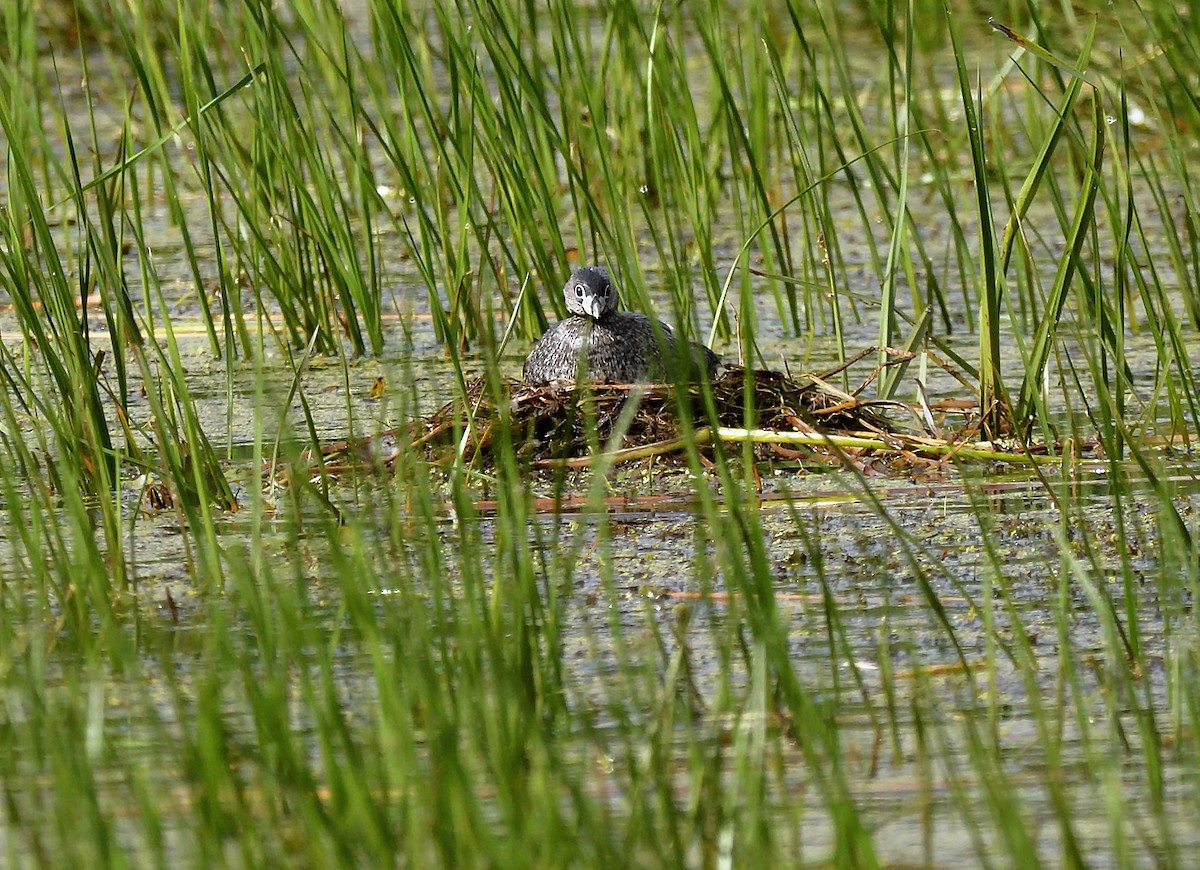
[285,347,1063,480]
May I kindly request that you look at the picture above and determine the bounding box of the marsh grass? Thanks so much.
[0,0,1198,865]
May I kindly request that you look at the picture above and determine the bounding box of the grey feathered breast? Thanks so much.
[522,311,718,385]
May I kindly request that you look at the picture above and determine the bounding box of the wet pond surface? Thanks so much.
[3,168,1197,869]
[78,383,1198,865]
[5,337,1197,861]
[46,309,1190,864]
[2,5,1200,866]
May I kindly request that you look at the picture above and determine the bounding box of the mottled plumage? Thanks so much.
[522,266,720,385]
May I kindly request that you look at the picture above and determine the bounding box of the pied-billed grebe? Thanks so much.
[522,266,720,385]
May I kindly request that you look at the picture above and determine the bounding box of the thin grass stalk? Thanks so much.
[761,35,843,353]
[875,0,916,398]
[995,27,1095,278]
[367,4,528,348]
[173,0,247,359]
[945,2,1008,438]
[300,11,388,353]
[641,8,725,336]
[0,98,122,571]
[73,57,142,398]
[1123,184,1200,442]
[967,475,1102,862]
[1109,81,1133,457]
[691,9,790,320]
[824,4,948,330]
[461,0,590,304]
[799,4,891,274]
[0,345,90,617]
[687,430,883,862]
[1014,99,1105,427]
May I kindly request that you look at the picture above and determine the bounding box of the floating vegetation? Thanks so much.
[296,349,1062,481]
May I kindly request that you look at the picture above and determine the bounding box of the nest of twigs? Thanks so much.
[488,364,899,466]
[287,346,1050,480]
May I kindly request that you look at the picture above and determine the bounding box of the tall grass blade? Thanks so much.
[1015,99,1105,427]
[945,2,1007,438]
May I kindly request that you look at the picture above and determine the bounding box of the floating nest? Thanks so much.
[288,347,1053,481]
[484,364,903,467]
